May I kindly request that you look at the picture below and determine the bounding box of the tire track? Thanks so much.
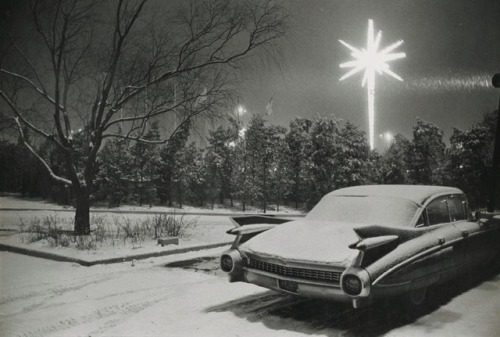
[11,273,220,337]
[0,272,118,306]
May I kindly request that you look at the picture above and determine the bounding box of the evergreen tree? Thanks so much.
[285,118,313,209]
[259,124,287,213]
[94,126,133,207]
[156,121,191,206]
[237,115,267,209]
[269,126,290,211]
[335,120,371,188]
[406,119,446,185]
[130,122,161,206]
[206,122,239,206]
[444,117,495,208]
[379,134,411,184]
[183,144,207,207]
[307,115,341,207]
[232,131,251,211]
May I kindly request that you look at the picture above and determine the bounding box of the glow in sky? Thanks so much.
[339,19,406,150]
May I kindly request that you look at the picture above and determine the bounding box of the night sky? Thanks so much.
[239,0,500,148]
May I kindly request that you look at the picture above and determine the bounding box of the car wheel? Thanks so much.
[408,286,427,306]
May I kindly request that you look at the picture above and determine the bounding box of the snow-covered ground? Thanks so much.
[1,196,499,336]
[0,195,303,263]
[1,250,499,337]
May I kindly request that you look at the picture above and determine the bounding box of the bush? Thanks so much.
[19,212,197,250]
[151,213,196,238]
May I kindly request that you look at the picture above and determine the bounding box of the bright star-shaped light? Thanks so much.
[339,19,406,150]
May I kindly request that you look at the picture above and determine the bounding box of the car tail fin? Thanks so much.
[226,224,278,235]
[230,215,292,227]
[352,225,423,242]
[349,235,398,251]
[228,215,292,248]
[349,225,424,267]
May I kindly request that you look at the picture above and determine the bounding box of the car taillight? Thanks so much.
[220,254,234,272]
[342,275,362,296]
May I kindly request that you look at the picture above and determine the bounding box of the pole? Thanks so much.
[486,73,500,212]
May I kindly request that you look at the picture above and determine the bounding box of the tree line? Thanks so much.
[1,110,497,212]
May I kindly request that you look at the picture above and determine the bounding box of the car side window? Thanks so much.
[447,194,467,222]
[415,213,426,227]
[426,196,450,226]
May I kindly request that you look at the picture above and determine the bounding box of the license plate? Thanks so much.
[278,279,298,293]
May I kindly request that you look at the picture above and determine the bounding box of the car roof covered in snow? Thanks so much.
[328,185,463,205]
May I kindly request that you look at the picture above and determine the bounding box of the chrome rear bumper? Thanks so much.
[243,266,351,302]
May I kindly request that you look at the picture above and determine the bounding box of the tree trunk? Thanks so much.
[74,187,91,235]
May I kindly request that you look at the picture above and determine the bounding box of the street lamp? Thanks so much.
[487,73,500,212]
[379,131,393,150]
[381,131,393,142]
[236,105,247,117]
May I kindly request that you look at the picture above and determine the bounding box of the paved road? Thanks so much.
[1,249,499,337]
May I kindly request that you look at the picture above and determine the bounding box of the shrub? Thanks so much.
[151,213,196,238]
[19,212,197,250]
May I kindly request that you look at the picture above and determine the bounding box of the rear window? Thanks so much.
[306,195,419,227]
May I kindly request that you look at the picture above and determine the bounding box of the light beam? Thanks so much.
[339,19,406,150]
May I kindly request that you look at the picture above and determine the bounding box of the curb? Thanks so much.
[0,241,232,267]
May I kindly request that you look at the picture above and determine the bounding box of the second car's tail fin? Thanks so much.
[349,235,399,251]
[349,225,424,267]
[352,225,423,242]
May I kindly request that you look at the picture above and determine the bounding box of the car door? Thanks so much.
[424,195,462,277]
[450,194,496,268]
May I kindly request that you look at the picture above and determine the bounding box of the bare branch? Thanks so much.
[0,69,66,111]
[5,31,48,94]
[0,89,65,148]
[13,117,72,186]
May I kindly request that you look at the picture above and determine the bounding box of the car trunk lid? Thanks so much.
[240,219,360,267]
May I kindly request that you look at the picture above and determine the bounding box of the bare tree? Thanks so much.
[0,0,288,234]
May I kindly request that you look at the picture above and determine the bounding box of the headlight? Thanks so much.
[220,254,234,272]
[342,274,362,296]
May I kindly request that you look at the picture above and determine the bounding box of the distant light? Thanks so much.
[380,131,393,142]
[339,19,406,150]
[228,141,236,148]
[236,105,247,117]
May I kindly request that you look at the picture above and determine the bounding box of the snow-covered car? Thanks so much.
[220,185,500,308]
